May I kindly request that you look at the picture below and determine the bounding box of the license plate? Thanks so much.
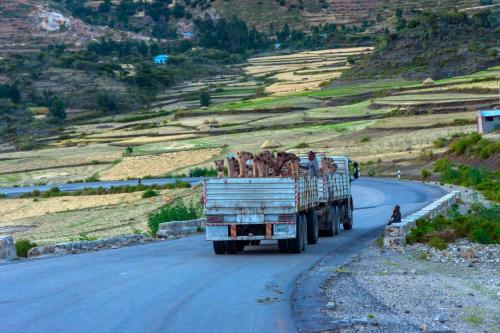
[274,224,289,235]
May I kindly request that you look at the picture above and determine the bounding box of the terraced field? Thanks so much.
[244,47,373,95]
[2,47,499,244]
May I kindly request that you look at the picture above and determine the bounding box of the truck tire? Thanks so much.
[343,198,354,230]
[213,241,226,255]
[225,240,238,254]
[290,214,306,253]
[333,205,341,235]
[323,204,335,237]
[306,208,319,244]
[278,239,289,253]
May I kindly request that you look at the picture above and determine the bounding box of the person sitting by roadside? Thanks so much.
[388,205,401,225]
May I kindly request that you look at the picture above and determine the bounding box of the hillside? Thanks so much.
[344,9,500,79]
[0,0,491,54]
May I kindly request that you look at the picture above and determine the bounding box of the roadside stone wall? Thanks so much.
[384,191,460,248]
[157,218,206,238]
[28,234,151,258]
[0,236,16,261]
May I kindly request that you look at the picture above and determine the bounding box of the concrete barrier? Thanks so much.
[384,191,460,248]
[157,218,206,238]
[28,234,150,258]
[0,236,17,261]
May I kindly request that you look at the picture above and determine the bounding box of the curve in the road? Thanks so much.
[0,178,446,333]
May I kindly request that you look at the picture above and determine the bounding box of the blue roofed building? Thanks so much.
[477,109,500,133]
[154,54,169,64]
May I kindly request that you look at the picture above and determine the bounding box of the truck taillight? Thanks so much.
[278,214,295,222]
[207,215,224,223]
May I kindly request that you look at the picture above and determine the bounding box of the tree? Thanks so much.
[98,0,112,13]
[49,97,67,123]
[200,91,211,107]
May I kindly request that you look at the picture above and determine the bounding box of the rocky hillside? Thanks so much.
[0,0,492,54]
[345,8,500,80]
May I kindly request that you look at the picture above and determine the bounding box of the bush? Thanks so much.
[148,201,202,235]
[433,137,447,148]
[421,168,431,179]
[190,167,217,177]
[429,237,448,250]
[15,239,38,257]
[142,189,159,198]
[360,136,371,143]
[406,204,499,246]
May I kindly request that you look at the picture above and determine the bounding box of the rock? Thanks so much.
[434,312,449,323]
[462,249,475,259]
[423,78,435,85]
[420,324,429,332]
[0,236,17,260]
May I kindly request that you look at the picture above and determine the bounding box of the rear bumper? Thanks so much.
[206,222,296,241]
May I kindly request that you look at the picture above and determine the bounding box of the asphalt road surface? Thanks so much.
[0,178,445,333]
[0,178,202,197]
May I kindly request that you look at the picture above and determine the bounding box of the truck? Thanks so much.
[203,155,358,254]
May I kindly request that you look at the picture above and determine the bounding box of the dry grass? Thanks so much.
[99,148,222,180]
[0,187,200,244]
[110,134,200,146]
[0,192,148,225]
[0,144,123,174]
[372,112,476,128]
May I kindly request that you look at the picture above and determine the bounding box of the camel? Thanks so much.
[214,160,225,178]
[252,156,266,178]
[237,151,254,177]
[274,152,299,176]
[226,157,240,177]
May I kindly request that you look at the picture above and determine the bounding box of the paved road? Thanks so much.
[0,178,203,197]
[0,178,445,333]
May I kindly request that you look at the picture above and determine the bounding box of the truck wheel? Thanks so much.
[306,208,319,244]
[236,241,246,252]
[343,198,354,230]
[334,205,341,235]
[213,241,226,255]
[324,204,335,237]
[278,239,289,253]
[290,214,305,253]
[225,240,238,254]
[301,214,307,251]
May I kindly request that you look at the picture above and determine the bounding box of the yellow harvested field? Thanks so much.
[0,193,148,225]
[0,144,123,174]
[244,47,371,95]
[99,148,222,180]
[372,112,476,128]
[111,134,199,146]
[248,47,373,63]
[245,60,345,77]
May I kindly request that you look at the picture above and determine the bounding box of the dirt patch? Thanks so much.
[322,244,499,333]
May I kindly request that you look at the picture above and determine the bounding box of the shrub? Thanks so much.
[148,201,202,235]
[421,168,431,179]
[294,142,309,149]
[190,167,217,177]
[433,137,446,148]
[429,237,448,250]
[360,136,371,143]
[142,190,159,198]
[406,204,499,246]
[15,239,38,257]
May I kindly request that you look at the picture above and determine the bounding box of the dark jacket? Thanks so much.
[388,210,401,225]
